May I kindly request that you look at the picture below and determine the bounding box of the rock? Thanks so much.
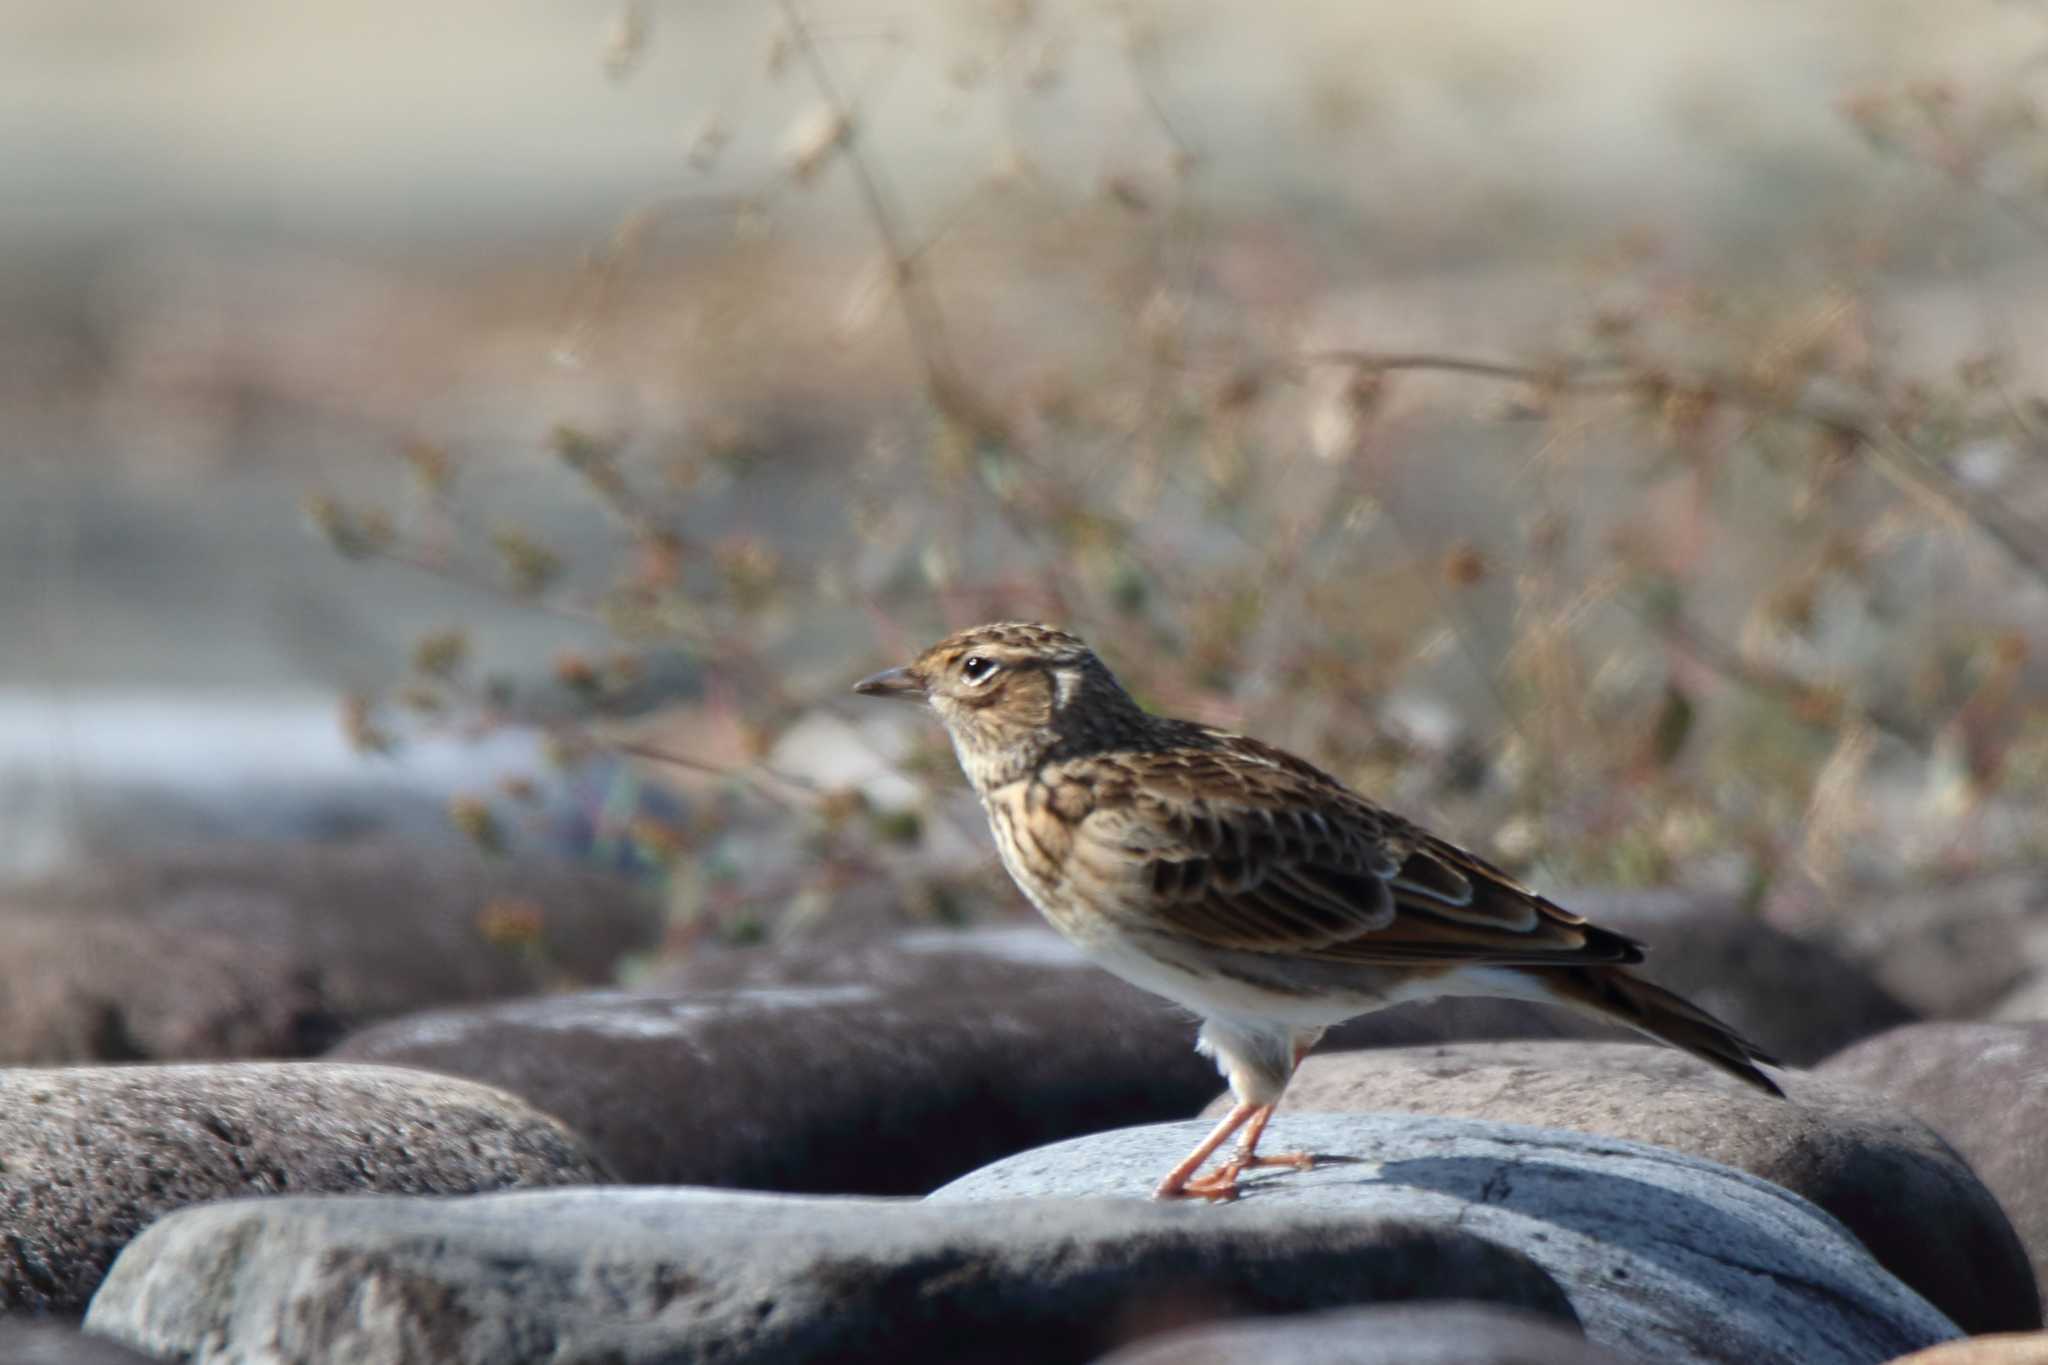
[932,1114,1962,1365]
[1375,888,1913,1068]
[1888,1333,2048,1364]
[1208,1040,2037,1333]
[331,926,1240,1193]
[85,1187,1573,1365]
[1995,975,2048,1023]
[1092,1302,1631,1365]
[641,921,1106,994]
[1791,872,2048,1021]
[662,893,1912,1071]
[0,1062,607,1315]
[0,840,659,1062]
[0,1321,164,1364]
[347,912,1895,1196]
[1820,1022,2048,1304]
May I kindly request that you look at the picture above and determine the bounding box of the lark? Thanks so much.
[856,622,1781,1200]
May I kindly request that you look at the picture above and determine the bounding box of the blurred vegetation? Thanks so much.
[308,0,2048,950]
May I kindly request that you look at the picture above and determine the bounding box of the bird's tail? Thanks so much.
[1536,966,1784,1097]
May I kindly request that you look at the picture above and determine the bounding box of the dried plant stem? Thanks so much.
[774,0,956,391]
[609,737,827,811]
[1655,611,1929,751]
[370,544,603,628]
[552,429,688,560]
[1304,349,2048,592]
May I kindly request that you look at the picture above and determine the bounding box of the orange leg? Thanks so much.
[1232,1102,1317,1172]
[1157,1036,1319,1201]
[1153,1101,1259,1200]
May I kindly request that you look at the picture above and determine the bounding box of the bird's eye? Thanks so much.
[960,655,998,683]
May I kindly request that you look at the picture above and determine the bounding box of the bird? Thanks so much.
[854,621,1782,1200]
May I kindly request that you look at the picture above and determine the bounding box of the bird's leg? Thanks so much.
[1162,1027,1318,1200]
[1234,1033,1317,1173]
[1153,1101,1260,1199]
[1166,1103,1272,1201]
[1230,1100,1316,1173]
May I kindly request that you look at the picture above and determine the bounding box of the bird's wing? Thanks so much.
[1077,735,1644,967]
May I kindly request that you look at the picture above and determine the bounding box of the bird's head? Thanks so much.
[853,622,1142,789]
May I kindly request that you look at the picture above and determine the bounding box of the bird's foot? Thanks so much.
[1243,1149,1316,1173]
[1155,1149,1314,1201]
[1159,1159,1250,1202]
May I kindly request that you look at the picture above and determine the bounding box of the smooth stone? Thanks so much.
[0,1062,607,1314]
[1821,1021,2048,1304]
[1995,975,2048,1023]
[348,909,1904,1197]
[0,840,658,1063]
[84,1187,1572,1365]
[1209,1040,2038,1333]
[931,1113,1961,1365]
[0,1321,165,1364]
[1796,872,2048,1021]
[1468,888,1917,1066]
[667,891,1914,1069]
[1887,1332,2048,1364]
[1092,1302,1632,1365]
[332,926,1236,1192]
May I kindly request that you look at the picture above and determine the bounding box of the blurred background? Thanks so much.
[6,0,2047,948]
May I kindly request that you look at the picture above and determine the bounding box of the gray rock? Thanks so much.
[332,926,1236,1193]
[1886,1332,2048,1364]
[1370,888,1913,1068]
[344,914,1900,1197]
[931,1114,1962,1365]
[1820,1021,2048,1304]
[1995,975,2048,1023]
[0,1062,607,1314]
[0,841,659,1062]
[85,1188,1573,1365]
[1792,872,2048,1022]
[1093,1302,1631,1365]
[1210,1040,2037,1333]
[664,894,1912,1071]
[0,1321,165,1364]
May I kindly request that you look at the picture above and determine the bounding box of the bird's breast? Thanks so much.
[984,783,1111,942]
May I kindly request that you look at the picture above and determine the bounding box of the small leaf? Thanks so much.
[303,495,393,560]
[338,694,396,755]
[411,628,470,680]
[490,528,564,595]
[449,796,505,854]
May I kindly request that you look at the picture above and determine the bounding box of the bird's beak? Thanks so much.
[852,665,925,702]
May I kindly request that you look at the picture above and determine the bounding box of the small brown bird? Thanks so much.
[856,622,1781,1200]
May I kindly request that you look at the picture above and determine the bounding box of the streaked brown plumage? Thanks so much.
[856,622,1781,1199]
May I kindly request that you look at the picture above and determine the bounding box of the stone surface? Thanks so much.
[1793,872,2048,1022]
[1888,1333,2048,1364]
[1820,1021,2048,1303]
[0,1062,607,1315]
[1495,889,1916,1066]
[332,926,1240,1193]
[1093,1302,1631,1365]
[1996,975,2048,1023]
[346,912,1900,1197]
[663,893,1913,1070]
[0,1321,164,1364]
[932,1114,1962,1365]
[0,840,659,1063]
[85,1187,1573,1365]
[1207,1040,2038,1333]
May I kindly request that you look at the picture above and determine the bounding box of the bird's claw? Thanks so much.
[1162,1162,1248,1202]
[1156,1149,1315,1201]
[1245,1150,1316,1173]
